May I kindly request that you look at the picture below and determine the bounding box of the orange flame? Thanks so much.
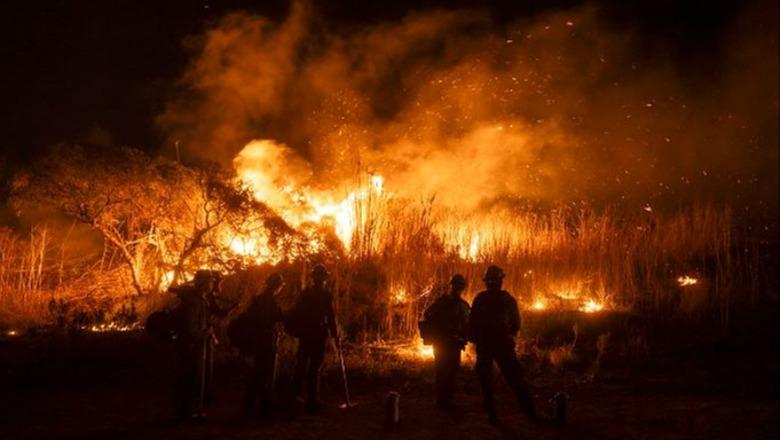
[580,299,604,313]
[234,140,388,253]
[677,275,699,287]
[531,298,547,311]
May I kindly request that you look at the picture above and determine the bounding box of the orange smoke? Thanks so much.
[159,1,777,217]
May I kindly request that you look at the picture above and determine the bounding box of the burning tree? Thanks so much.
[10,144,304,296]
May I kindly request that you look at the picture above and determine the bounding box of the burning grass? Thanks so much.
[0,144,765,341]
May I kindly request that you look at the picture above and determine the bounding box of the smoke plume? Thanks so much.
[159,1,778,217]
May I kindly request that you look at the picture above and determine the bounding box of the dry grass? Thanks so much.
[326,199,754,339]
[0,226,139,329]
[0,200,761,339]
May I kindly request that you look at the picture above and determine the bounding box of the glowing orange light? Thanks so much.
[393,337,435,361]
[234,140,390,253]
[580,299,604,313]
[555,289,580,300]
[85,322,141,333]
[161,270,176,290]
[458,233,480,261]
[391,287,408,304]
[677,275,699,287]
[416,340,434,360]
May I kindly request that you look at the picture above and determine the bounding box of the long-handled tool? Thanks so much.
[333,339,357,409]
[197,337,208,419]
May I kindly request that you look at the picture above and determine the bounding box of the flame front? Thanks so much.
[233,140,388,254]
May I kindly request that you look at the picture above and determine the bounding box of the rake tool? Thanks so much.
[333,339,357,409]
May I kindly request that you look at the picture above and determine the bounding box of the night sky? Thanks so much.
[0,1,752,161]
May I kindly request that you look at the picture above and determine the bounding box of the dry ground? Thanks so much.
[0,330,777,440]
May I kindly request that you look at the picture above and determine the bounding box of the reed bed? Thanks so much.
[0,199,760,340]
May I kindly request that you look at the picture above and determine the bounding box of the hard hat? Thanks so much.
[483,265,506,281]
[450,274,467,287]
[194,270,213,283]
[265,272,284,288]
[311,263,330,280]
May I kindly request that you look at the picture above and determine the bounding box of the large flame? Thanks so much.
[234,140,387,252]
[230,139,623,315]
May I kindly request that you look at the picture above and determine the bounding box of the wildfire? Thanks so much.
[416,341,435,360]
[84,322,141,333]
[459,233,481,261]
[531,298,547,311]
[554,289,581,300]
[393,337,435,361]
[305,176,385,248]
[580,299,604,313]
[161,270,176,290]
[224,234,283,264]
[677,275,699,287]
[391,287,408,305]
[234,140,388,255]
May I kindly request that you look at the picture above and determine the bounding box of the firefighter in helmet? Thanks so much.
[288,264,340,412]
[169,270,213,421]
[469,265,538,424]
[422,274,471,411]
[240,272,285,418]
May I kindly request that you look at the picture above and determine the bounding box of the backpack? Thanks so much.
[284,302,306,338]
[419,297,447,345]
[227,309,256,354]
[418,318,438,345]
[145,309,174,340]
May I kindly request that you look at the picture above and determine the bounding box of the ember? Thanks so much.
[416,343,435,361]
[677,275,700,287]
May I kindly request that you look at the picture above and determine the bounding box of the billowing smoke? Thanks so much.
[159,1,778,216]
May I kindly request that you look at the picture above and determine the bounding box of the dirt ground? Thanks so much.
[0,331,777,440]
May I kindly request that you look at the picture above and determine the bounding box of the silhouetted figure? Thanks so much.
[422,274,470,411]
[203,271,235,402]
[469,265,537,425]
[241,273,285,418]
[288,264,339,412]
[169,270,213,421]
